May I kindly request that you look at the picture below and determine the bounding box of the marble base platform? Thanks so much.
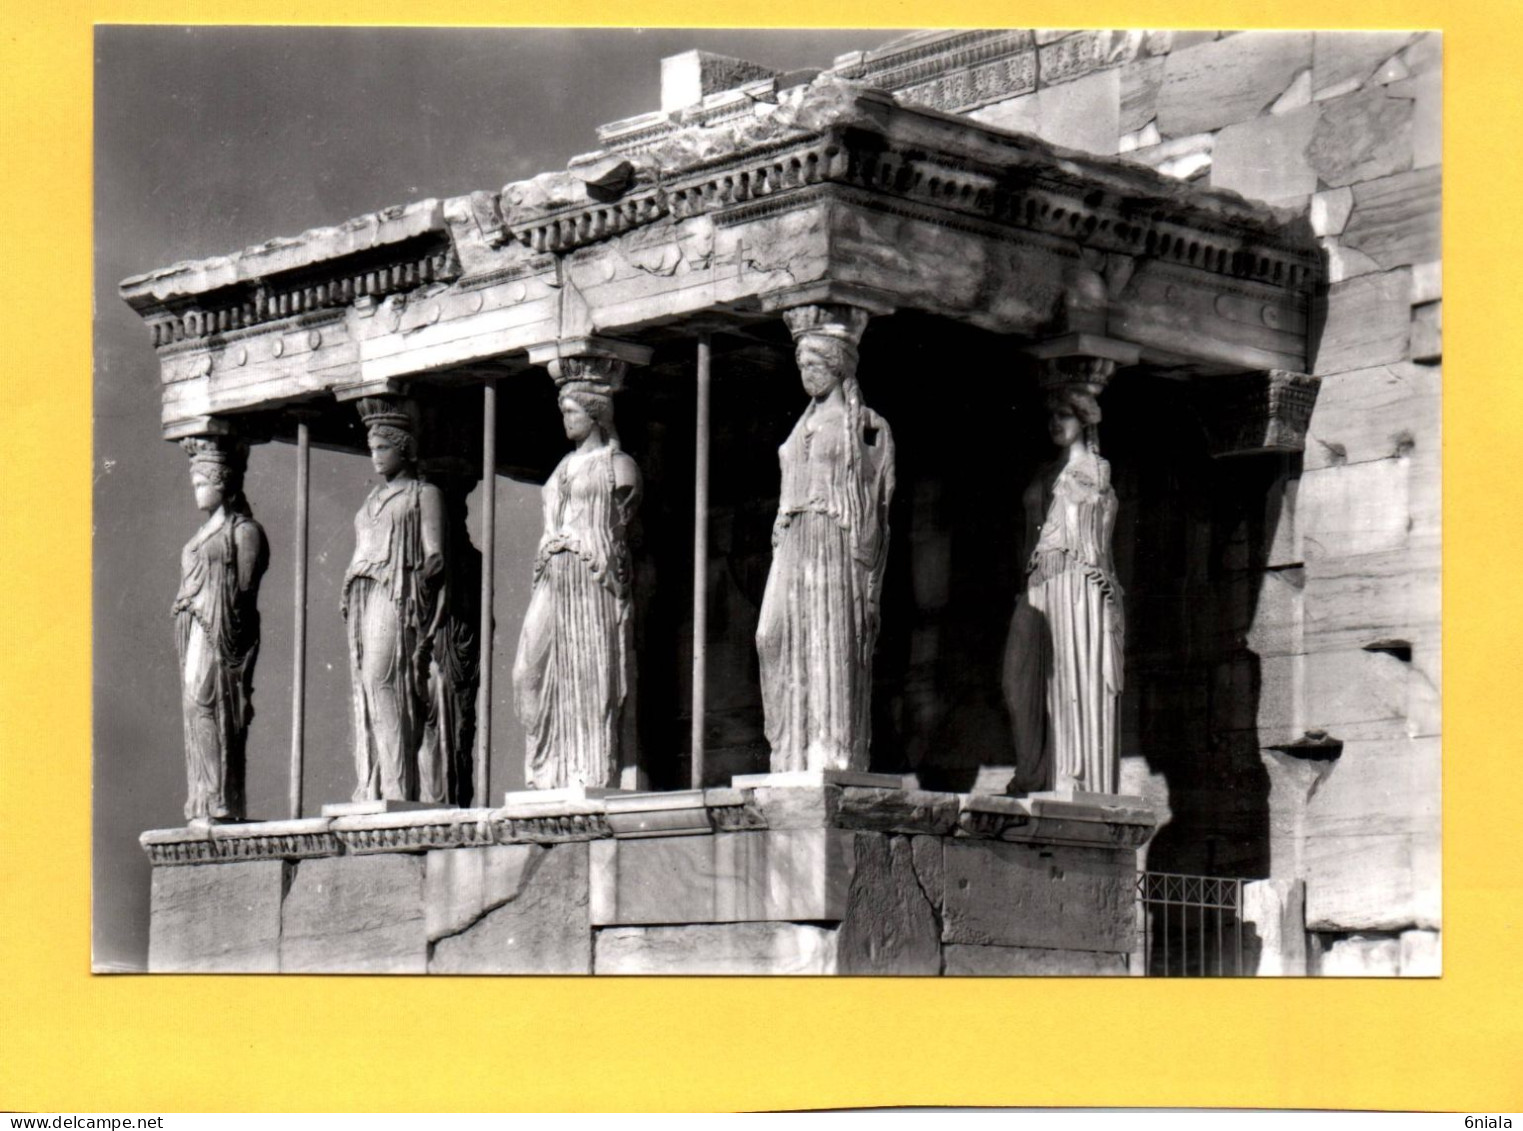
[141,783,1158,975]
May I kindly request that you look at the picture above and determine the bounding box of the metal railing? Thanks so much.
[1137,872,1248,977]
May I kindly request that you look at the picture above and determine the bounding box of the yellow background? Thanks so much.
[3,0,1518,1113]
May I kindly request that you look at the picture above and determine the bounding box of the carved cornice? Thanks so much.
[498,812,612,842]
[136,237,458,350]
[832,30,1039,115]
[140,822,342,866]
[506,126,1315,295]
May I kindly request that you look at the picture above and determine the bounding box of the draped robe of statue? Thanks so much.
[173,509,268,821]
[419,512,480,806]
[344,478,445,801]
[514,445,638,790]
[1002,455,1124,794]
[756,398,895,772]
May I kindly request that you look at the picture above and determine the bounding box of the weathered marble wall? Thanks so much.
[948,30,1440,946]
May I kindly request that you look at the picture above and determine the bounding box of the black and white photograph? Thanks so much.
[94,26,1442,978]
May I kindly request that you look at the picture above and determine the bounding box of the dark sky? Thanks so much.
[93,26,902,971]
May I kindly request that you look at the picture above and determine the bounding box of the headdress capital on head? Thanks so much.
[549,355,626,398]
[181,434,249,477]
[782,303,871,349]
[355,395,419,434]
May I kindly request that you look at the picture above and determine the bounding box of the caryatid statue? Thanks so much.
[343,396,448,802]
[1002,360,1125,795]
[512,357,642,790]
[173,435,269,823]
[756,304,896,773]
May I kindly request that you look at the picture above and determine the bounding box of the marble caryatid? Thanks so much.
[173,435,269,823]
[757,304,896,773]
[513,357,641,790]
[1002,369,1124,794]
[343,396,448,802]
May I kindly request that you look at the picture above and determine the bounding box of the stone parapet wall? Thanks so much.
[142,786,1156,975]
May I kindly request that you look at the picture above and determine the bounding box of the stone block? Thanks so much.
[970,68,1120,156]
[428,843,591,974]
[594,922,838,975]
[1119,56,1164,132]
[942,840,1136,953]
[944,943,1128,976]
[1313,269,1411,376]
[280,854,426,974]
[1399,928,1441,976]
[1156,31,1312,136]
[1311,187,1354,237]
[746,784,838,829]
[1324,240,1384,284]
[1399,32,1441,77]
[425,845,541,940]
[1125,132,1214,181]
[589,829,854,926]
[1316,933,1402,976]
[1298,459,1411,559]
[1303,543,1440,653]
[911,834,945,911]
[148,860,286,973]
[1244,566,1304,659]
[1312,32,1413,100]
[836,787,960,835]
[1407,639,1441,739]
[1410,260,1442,305]
[1242,879,1308,975]
[1389,70,1440,170]
[1303,361,1440,471]
[1307,87,1414,189]
[836,835,942,975]
[1303,738,1441,932]
[1303,648,1409,734]
[1210,106,1318,204]
[1411,301,1441,364]
[1341,167,1441,272]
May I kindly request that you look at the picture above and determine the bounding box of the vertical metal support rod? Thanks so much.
[475,382,497,807]
[690,334,712,790]
[288,416,311,820]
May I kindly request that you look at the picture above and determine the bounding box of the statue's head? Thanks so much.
[1043,386,1102,450]
[559,389,614,444]
[794,335,858,398]
[784,304,869,400]
[357,397,419,478]
[551,356,624,447]
[181,436,247,513]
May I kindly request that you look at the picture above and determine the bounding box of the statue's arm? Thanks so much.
[611,451,642,518]
[419,483,447,582]
[232,520,267,594]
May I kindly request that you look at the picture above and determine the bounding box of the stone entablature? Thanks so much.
[120,77,1320,439]
[142,784,1157,975]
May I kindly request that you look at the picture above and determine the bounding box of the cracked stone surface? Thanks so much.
[836,834,942,974]
[429,843,591,974]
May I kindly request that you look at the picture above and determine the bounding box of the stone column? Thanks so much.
[1003,334,1138,797]
[515,338,651,794]
[172,423,269,825]
[756,303,896,775]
